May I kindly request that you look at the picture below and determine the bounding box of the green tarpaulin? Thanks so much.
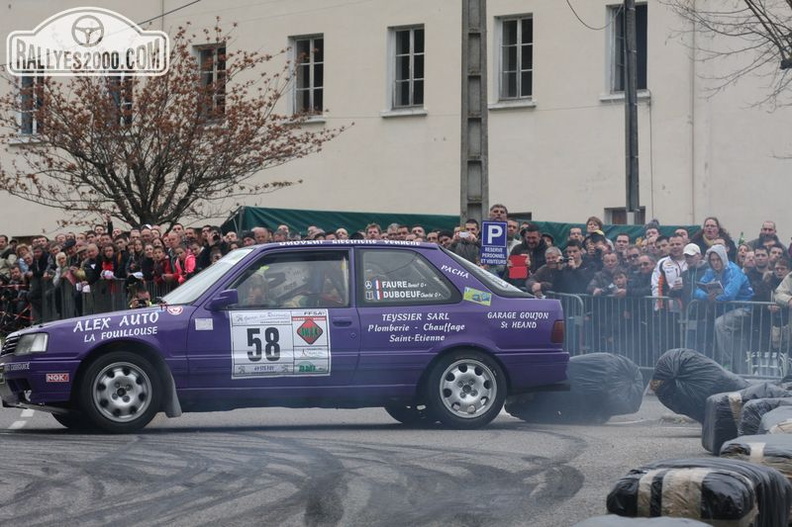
[221,206,460,236]
[221,206,696,243]
[527,221,696,246]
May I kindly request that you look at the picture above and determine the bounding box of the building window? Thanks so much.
[498,16,533,100]
[610,3,647,92]
[605,207,645,225]
[292,36,324,115]
[107,74,133,126]
[391,26,424,109]
[19,74,45,135]
[196,44,226,117]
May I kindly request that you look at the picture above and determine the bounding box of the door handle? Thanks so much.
[333,318,353,327]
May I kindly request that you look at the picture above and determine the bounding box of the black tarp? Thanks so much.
[721,434,792,487]
[701,383,791,453]
[504,352,644,424]
[574,516,711,525]
[739,398,792,436]
[758,406,792,434]
[608,458,792,527]
[651,349,749,423]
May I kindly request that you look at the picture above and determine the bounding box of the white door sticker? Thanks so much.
[230,309,331,378]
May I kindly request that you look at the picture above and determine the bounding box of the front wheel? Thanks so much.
[425,350,506,429]
[51,411,92,430]
[78,351,163,433]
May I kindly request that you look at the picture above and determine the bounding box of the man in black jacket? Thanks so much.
[628,254,656,298]
[747,220,786,253]
[509,222,548,274]
[197,225,228,271]
[553,240,596,294]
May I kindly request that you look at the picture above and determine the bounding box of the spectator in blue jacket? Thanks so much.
[694,243,754,373]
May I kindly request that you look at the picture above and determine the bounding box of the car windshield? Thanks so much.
[440,247,526,295]
[162,247,254,304]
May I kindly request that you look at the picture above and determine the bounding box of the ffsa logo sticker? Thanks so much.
[297,318,323,345]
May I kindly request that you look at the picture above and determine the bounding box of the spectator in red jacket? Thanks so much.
[174,244,196,283]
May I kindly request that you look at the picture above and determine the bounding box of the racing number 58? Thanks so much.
[246,327,280,361]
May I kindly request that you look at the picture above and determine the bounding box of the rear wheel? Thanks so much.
[384,404,435,426]
[425,350,506,429]
[78,351,163,433]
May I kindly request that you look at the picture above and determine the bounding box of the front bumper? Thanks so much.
[0,358,79,407]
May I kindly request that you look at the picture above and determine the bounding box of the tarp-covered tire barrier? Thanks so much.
[504,352,643,424]
[720,434,792,488]
[651,349,749,423]
[701,383,791,453]
[758,406,792,434]
[738,398,792,437]
[607,458,792,527]
[573,516,711,526]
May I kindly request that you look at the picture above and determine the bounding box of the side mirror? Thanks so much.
[206,289,239,311]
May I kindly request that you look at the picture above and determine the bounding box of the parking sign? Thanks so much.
[480,221,508,266]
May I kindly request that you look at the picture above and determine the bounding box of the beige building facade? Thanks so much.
[0,0,789,238]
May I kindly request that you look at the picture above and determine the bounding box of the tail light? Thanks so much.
[551,320,565,344]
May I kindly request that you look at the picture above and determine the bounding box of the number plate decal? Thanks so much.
[229,310,331,378]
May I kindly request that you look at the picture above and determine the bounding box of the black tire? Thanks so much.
[424,350,506,430]
[78,351,163,433]
[503,394,534,420]
[505,394,611,425]
[51,411,92,430]
[384,404,435,426]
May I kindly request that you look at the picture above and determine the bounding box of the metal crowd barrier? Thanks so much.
[19,280,792,379]
[40,278,177,322]
[546,293,792,379]
[682,299,792,378]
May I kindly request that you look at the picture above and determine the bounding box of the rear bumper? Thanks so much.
[498,351,569,394]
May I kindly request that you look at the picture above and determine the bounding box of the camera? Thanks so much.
[558,256,570,264]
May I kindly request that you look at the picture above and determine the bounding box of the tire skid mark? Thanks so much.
[0,429,586,527]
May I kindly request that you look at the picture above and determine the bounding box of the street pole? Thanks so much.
[460,0,488,226]
[624,0,640,225]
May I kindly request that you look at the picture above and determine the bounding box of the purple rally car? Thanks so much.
[0,240,568,433]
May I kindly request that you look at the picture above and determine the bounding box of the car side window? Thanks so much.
[357,249,459,306]
[231,250,350,309]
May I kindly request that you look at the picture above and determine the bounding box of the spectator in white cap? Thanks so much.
[683,243,701,258]
[670,243,707,312]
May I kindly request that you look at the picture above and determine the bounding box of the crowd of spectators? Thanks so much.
[476,207,791,374]
[0,206,790,374]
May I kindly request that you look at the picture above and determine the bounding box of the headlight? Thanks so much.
[15,333,48,355]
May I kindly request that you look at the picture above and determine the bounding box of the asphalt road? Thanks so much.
[0,395,706,527]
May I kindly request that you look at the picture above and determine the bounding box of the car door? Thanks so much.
[185,248,360,396]
[354,247,463,390]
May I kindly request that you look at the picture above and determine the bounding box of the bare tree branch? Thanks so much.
[663,0,792,106]
[0,20,349,229]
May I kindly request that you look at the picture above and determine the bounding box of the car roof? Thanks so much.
[262,240,441,250]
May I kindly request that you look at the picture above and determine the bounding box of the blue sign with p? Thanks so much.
[480,221,508,265]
